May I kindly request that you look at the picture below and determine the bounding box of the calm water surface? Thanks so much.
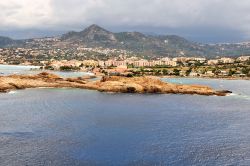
[0,64,90,78]
[0,73,250,165]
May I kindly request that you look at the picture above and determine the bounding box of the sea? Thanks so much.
[0,65,250,165]
[0,64,92,78]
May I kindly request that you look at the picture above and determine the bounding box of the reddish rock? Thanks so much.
[0,73,231,96]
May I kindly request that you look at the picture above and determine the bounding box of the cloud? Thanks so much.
[0,0,52,29]
[49,0,250,30]
[1,0,250,41]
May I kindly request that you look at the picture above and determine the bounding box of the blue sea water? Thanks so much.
[0,68,250,165]
[0,64,90,78]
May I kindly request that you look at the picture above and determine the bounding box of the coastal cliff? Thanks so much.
[0,72,231,96]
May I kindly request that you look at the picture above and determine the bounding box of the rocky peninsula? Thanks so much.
[0,72,231,96]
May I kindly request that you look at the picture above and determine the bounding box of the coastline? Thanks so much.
[160,75,250,80]
[0,72,232,96]
[0,64,41,69]
[1,64,249,80]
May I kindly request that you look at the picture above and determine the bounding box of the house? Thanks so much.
[219,70,229,76]
[207,59,219,65]
[189,72,199,77]
[237,56,250,62]
[205,71,215,76]
[219,58,235,64]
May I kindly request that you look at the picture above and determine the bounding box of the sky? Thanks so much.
[1,0,250,43]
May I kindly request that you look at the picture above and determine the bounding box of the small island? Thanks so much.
[0,72,232,96]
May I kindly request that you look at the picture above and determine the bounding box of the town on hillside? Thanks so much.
[0,46,249,78]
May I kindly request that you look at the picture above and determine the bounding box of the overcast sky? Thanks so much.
[1,0,250,43]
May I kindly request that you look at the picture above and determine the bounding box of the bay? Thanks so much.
[0,66,250,165]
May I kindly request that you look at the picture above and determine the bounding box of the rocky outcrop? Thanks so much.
[0,72,232,96]
[0,72,83,93]
[92,76,231,96]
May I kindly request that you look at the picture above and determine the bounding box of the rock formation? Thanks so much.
[0,72,231,96]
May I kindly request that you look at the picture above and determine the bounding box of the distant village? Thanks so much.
[0,46,250,78]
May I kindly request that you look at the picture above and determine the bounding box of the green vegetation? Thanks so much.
[162,69,169,75]
[59,66,80,71]
[125,62,250,78]
[242,67,250,76]
[173,69,180,76]
[44,66,54,70]
[185,68,192,76]
[228,69,235,76]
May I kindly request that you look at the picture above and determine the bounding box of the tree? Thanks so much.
[185,68,192,76]
[173,69,180,76]
[246,59,250,65]
[194,61,203,67]
[127,64,134,68]
[212,68,220,75]
[140,67,145,75]
[162,69,169,75]
[242,67,250,75]
[228,69,235,76]
[79,63,84,67]
[60,66,80,71]
[44,65,54,70]
[154,70,161,76]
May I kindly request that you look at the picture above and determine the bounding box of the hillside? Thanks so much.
[61,24,213,57]
[1,25,250,58]
[0,36,25,48]
[0,36,15,48]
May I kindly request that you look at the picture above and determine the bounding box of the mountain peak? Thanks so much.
[81,24,110,34]
[61,24,116,42]
[87,24,103,29]
[60,25,208,57]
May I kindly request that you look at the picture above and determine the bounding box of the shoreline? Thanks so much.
[0,64,40,67]
[160,75,250,80]
[0,72,232,96]
[1,64,249,80]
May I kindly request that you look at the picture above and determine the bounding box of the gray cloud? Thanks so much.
[1,0,250,42]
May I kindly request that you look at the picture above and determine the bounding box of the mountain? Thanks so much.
[2,25,250,58]
[0,36,15,47]
[0,36,25,48]
[62,24,117,42]
[61,24,217,57]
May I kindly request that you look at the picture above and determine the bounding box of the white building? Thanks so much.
[237,56,250,62]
